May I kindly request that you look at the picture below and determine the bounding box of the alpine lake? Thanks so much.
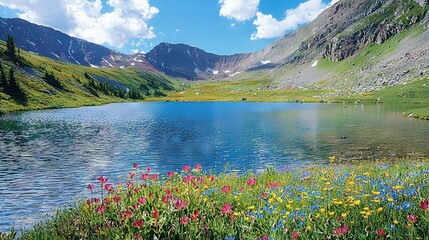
[0,102,428,232]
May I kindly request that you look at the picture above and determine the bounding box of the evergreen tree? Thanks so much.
[6,35,16,61]
[0,62,6,92]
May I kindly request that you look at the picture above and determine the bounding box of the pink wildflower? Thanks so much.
[221,203,232,215]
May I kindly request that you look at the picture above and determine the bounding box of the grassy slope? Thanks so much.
[160,79,332,102]
[0,41,180,114]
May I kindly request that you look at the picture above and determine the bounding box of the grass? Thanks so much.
[156,79,333,103]
[5,158,429,239]
[406,107,429,120]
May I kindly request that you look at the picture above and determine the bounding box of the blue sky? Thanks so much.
[0,0,338,55]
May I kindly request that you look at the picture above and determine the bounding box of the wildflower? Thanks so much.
[180,216,189,225]
[96,204,106,214]
[104,184,113,191]
[221,185,231,193]
[113,196,121,203]
[128,172,135,179]
[419,199,429,210]
[194,164,202,171]
[354,200,361,205]
[182,165,191,172]
[183,175,195,183]
[87,184,95,191]
[138,197,146,205]
[150,174,158,180]
[247,178,256,186]
[133,163,138,169]
[407,214,418,224]
[140,173,149,180]
[167,171,175,178]
[175,199,188,209]
[329,156,336,163]
[147,167,152,172]
[376,229,386,237]
[133,219,143,229]
[333,224,348,236]
[97,176,108,184]
[291,231,299,239]
[152,209,159,219]
[120,209,133,220]
[222,203,232,215]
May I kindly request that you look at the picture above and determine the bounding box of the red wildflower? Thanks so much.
[193,209,201,216]
[137,197,147,205]
[183,175,195,183]
[376,229,386,237]
[175,199,188,209]
[261,192,267,198]
[334,224,348,236]
[247,178,256,186]
[221,185,231,193]
[165,189,171,195]
[113,196,121,203]
[133,163,138,169]
[407,214,418,224]
[129,172,135,179]
[133,188,140,194]
[147,167,152,172]
[419,199,429,210]
[167,171,175,178]
[194,164,202,171]
[182,165,191,172]
[191,214,198,221]
[104,184,113,191]
[229,214,235,221]
[291,232,299,239]
[140,173,149,180]
[150,174,158,180]
[180,216,189,225]
[197,176,204,183]
[96,204,106,214]
[87,184,95,191]
[152,209,159,219]
[120,209,133,220]
[162,196,169,203]
[132,203,140,210]
[133,219,143,229]
[97,176,108,184]
[126,182,133,188]
[221,203,232,215]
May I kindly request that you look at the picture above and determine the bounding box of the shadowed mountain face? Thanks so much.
[1,0,429,87]
[0,17,156,71]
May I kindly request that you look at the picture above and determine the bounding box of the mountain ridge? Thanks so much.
[1,0,429,92]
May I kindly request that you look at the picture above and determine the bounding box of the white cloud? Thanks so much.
[0,0,159,48]
[218,0,259,22]
[251,0,337,40]
[175,29,180,32]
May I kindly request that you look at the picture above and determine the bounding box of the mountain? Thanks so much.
[1,0,429,92]
[0,39,178,114]
[0,17,155,71]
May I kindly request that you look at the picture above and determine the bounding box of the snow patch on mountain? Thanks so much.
[50,52,59,58]
[311,60,318,67]
[205,67,219,75]
[229,72,241,77]
[260,60,271,65]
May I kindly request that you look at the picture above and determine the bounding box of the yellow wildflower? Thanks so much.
[341,213,347,218]
[354,200,361,205]
[329,211,335,216]
[248,206,255,210]
[387,198,394,202]
[377,207,383,212]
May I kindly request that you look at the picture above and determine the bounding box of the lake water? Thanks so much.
[1,102,429,232]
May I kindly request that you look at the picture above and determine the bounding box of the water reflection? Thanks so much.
[0,102,428,232]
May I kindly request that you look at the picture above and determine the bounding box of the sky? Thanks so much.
[0,0,339,55]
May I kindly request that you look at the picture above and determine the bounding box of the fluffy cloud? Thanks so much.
[0,0,158,47]
[218,0,260,22]
[251,0,339,40]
